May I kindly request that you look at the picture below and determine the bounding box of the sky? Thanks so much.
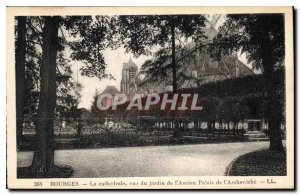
[70,15,253,110]
[72,48,152,109]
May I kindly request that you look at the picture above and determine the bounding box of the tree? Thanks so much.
[15,17,27,143]
[116,15,206,137]
[15,16,84,148]
[117,15,207,92]
[27,16,114,177]
[209,14,285,151]
[90,89,100,117]
[90,89,106,124]
[31,16,60,176]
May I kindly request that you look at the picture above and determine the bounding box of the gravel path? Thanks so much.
[17,142,269,177]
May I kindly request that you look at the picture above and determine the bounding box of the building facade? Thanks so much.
[120,54,254,98]
[120,22,254,97]
[120,58,139,97]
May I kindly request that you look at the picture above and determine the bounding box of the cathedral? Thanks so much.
[120,17,254,97]
[120,58,140,98]
[120,53,253,98]
[120,52,254,98]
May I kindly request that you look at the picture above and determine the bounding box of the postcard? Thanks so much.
[7,6,294,189]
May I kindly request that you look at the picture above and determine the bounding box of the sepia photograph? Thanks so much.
[6,6,294,189]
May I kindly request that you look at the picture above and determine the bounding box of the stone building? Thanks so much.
[119,20,254,97]
[120,58,139,98]
[120,52,254,97]
[100,85,120,108]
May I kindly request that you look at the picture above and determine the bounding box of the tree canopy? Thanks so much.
[208,14,285,151]
[116,15,207,91]
[209,14,285,70]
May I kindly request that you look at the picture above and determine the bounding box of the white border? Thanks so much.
[1,0,299,194]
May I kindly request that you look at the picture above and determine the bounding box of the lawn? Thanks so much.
[227,149,286,176]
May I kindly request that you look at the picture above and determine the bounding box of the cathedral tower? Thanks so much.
[120,58,138,95]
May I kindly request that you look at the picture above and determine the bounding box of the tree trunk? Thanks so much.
[171,22,177,93]
[31,16,60,177]
[170,22,180,137]
[261,28,284,152]
[77,119,82,138]
[15,16,26,144]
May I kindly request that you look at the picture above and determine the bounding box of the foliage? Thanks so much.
[208,14,285,70]
[16,17,83,121]
[17,16,118,121]
[16,15,119,176]
[90,89,106,124]
[228,149,286,176]
[116,15,207,90]
[208,14,285,151]
[65,16,115,80]
[107,71,283,127]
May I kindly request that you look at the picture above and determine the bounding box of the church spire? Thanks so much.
[128,55,133,63]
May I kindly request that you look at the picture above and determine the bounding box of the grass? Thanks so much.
[18,164,73,178]
[18,132,244,151]
[227,149,286,176]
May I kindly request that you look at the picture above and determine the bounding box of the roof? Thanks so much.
[135,17,254,88]
[201,68,224,76]
[236,60,254,75]
[101,85,120,95]
[123,57,138,69]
